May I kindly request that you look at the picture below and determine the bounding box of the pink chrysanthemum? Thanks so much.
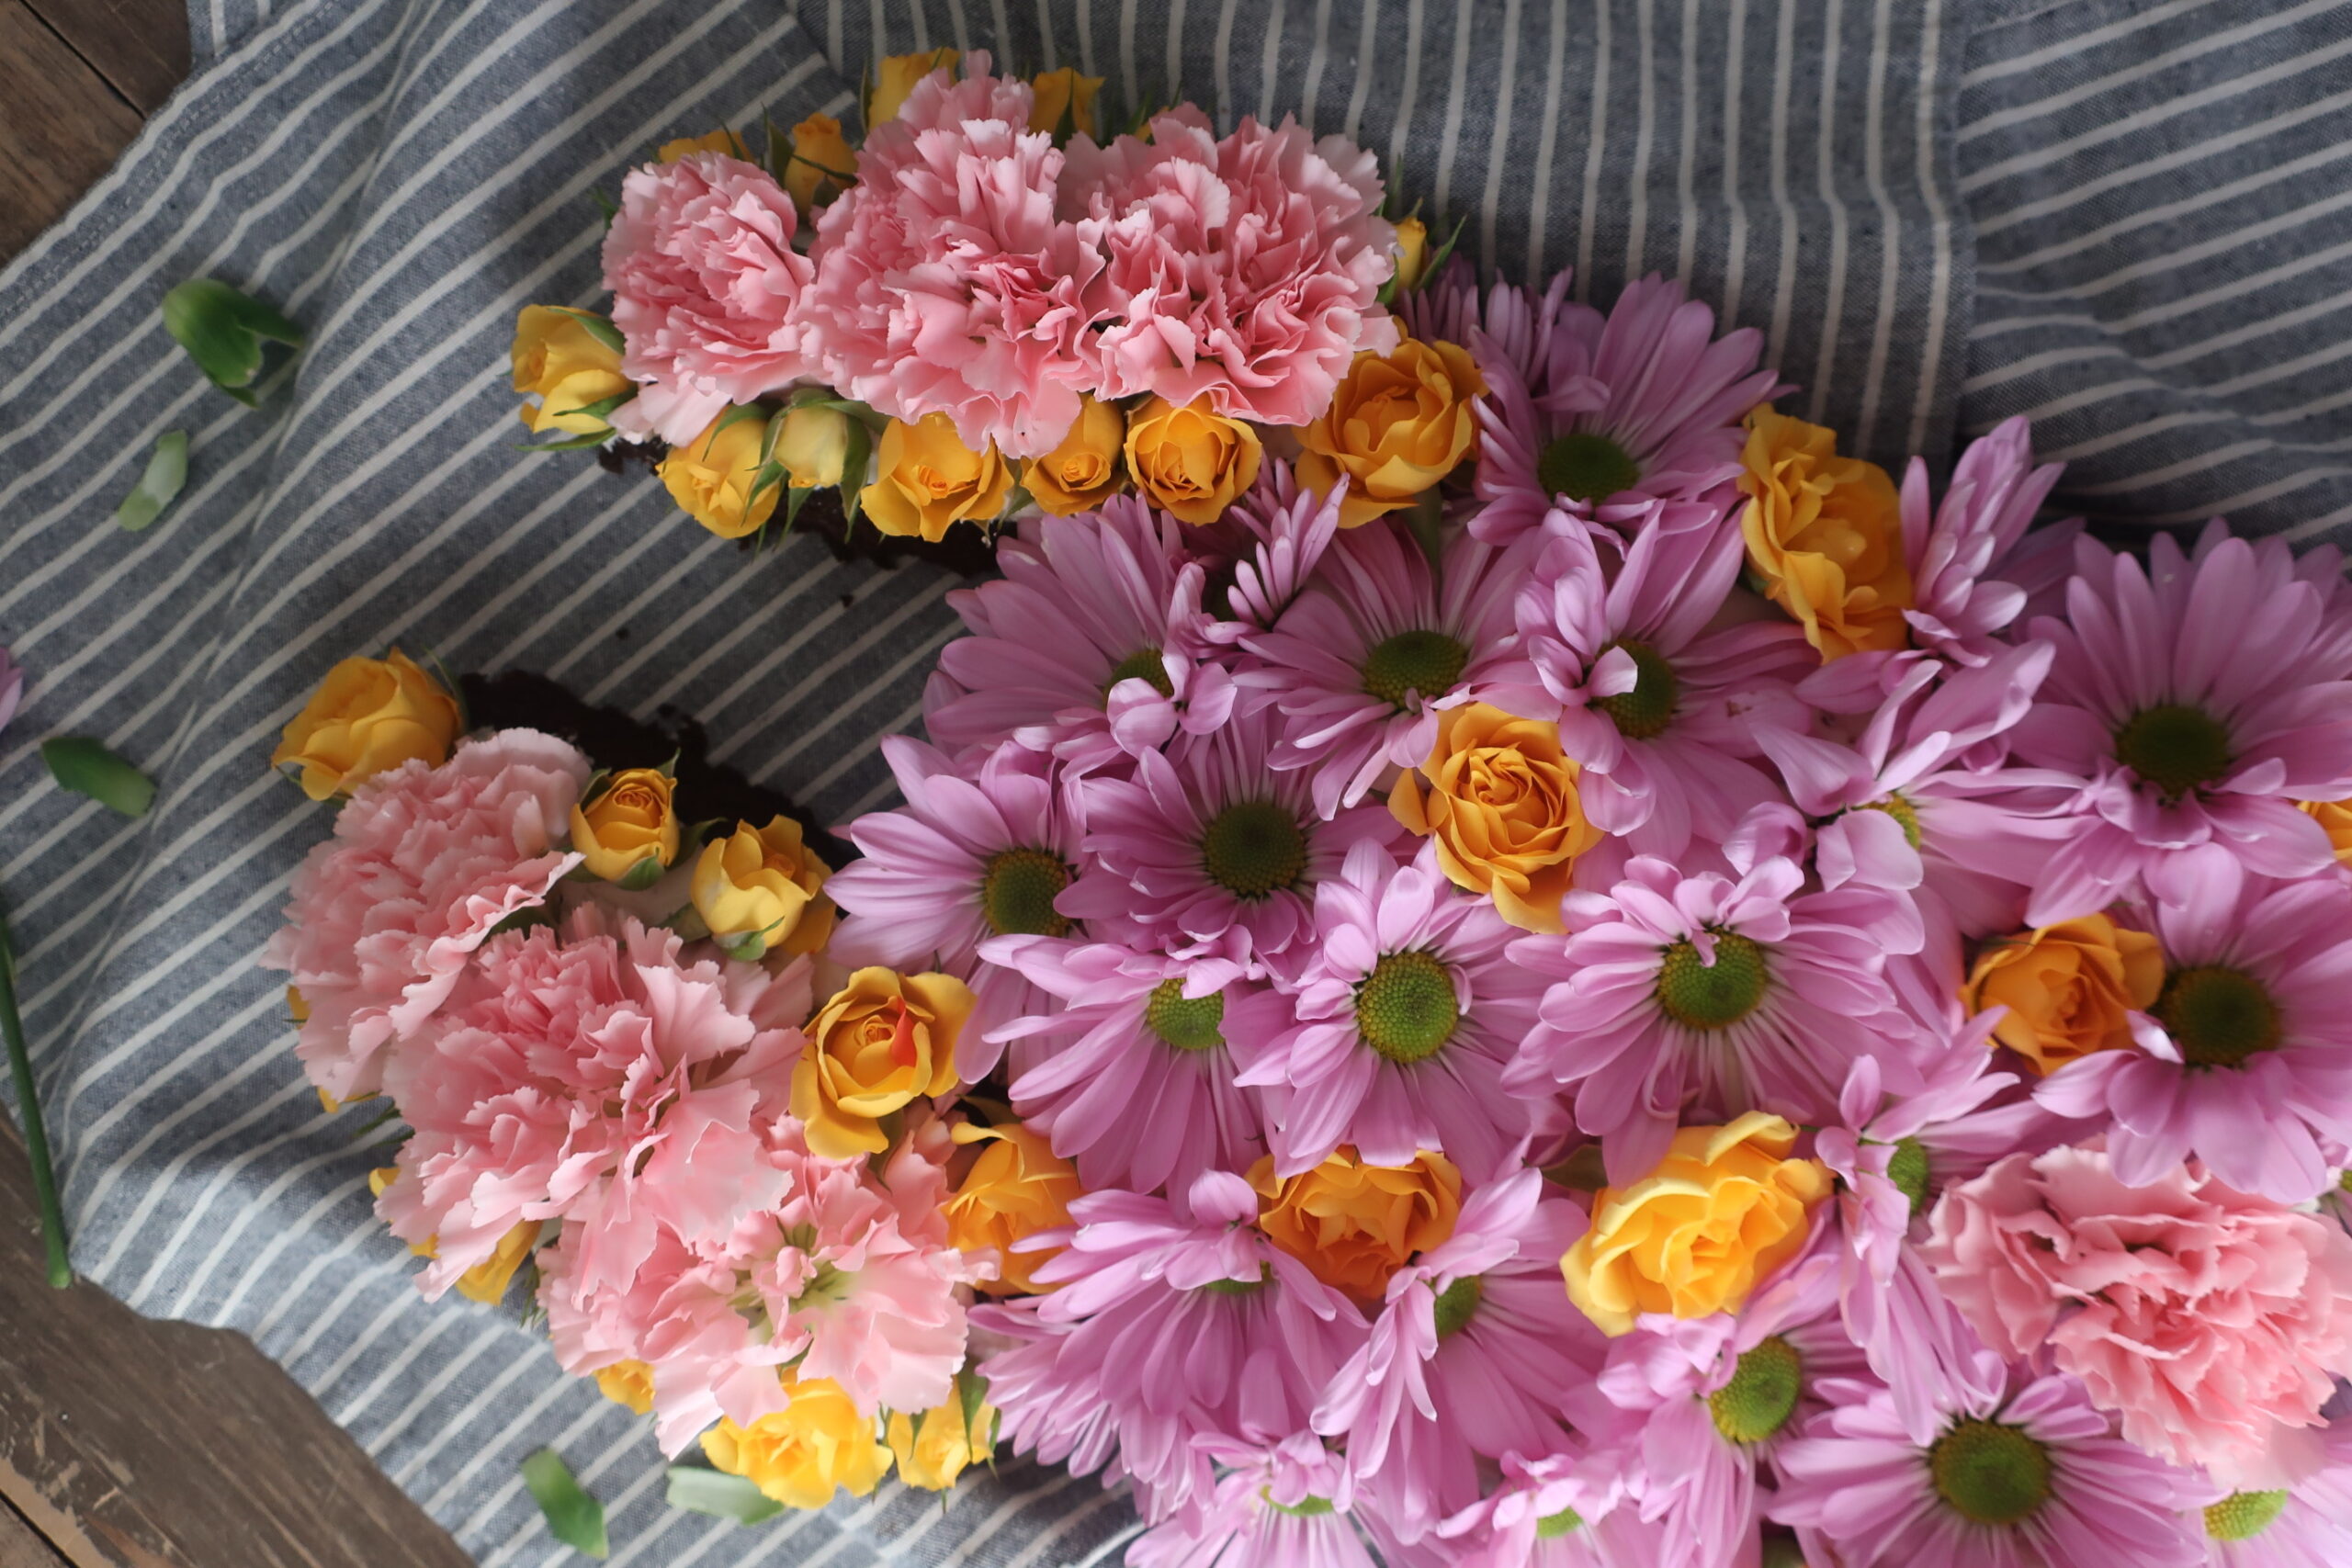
[1238,516,1523,818]
[1470,275,1783,543]
[924,498,1236,773]
[2198,1421,2352,1568]
[1128,1434,1375,1568]
[824,738,1083,1076]
[796,56,1108,457]
[1063,704,1400,983]
[975,1171,1367,1525]
[1770,1355,2211,1568]
[982,935,1282,1195]
[1396,263,1573,397]
[1064,107,1397,425]
[1896,416,2076,667]
[1429,1450,1673,1568]
[263,729,589,1102]
[1311,1169,1605,1540]
[2032,845,2352,1203]
[2010,525,2352,924]
[1186,461,1349,640]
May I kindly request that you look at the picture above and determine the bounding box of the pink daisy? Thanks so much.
[824,737,1084,1076]
[1127,1434,1375,1568]
[1238,515,1524,818]
[924,497,1237,773]
[1509,837,1925,1184]
[1236,841,1544,1179]
[981,934,1283,1195]
[1427,1450,1674,1568]
[2032,844,2352,1203]
[1770,1355,2211,1568]
[1186,460,1349,640]
[2199,1420,2352,1568]
[1896,416,2076,668]
[2010,525,2352,925]
[1396,264,1574,396]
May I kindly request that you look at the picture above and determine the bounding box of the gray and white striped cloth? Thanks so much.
[1,3,2346,1564]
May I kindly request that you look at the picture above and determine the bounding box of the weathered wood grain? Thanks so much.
[21,0,188,115]
[0,0,145,263]
[0,1495,71,1568]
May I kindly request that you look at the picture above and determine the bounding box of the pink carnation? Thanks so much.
[1064,107,1398,424]
[602,152,816,445]
[262,729,589,1103]
[797,56,1108,457]
[1924,1141,2352,1485]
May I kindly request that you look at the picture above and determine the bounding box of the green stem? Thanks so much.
[0,898,71,1288]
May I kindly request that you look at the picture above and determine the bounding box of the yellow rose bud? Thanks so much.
[1027,68,1103,139]
[690,816,835,958]
[1023,394,1127,515]
[594,1360,656,1415]
[1737,408,1914,661]
[870,48,959,126]
[791,968,974,1159]
[775,403,853,489]
[1391,704,1605,934]
[654,128,752,163]
[1963,914,2164,1077]
[1295,338,1485,526]
[568,767,680,883]
[272,648,463,801]
[2301,798,2352,864]
[1250,1147,1463,1304]
[700,1376,891,1509]
[1392,215,1430,292]
[784,112,855,216]
[368,1167,541,1302]
[886,1393,996,1491]
[1124,395,1264,525]
[944,1122,1083,1294]
[661,412,782,540]
[1562,1111,1832,1337]
[511,305,633,437]
[861,412,1014,541]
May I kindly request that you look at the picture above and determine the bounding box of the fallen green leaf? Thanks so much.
[161,279,304,408]
[521,1448,609,1559]
[666,1464,784,1526]
[0,898,71,1288]
[40,737,155,818]
[115,430,189,532]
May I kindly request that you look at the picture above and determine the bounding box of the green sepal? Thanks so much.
[161,279,305,407]
[837,417,872,526]
[1415,213,1470,294]
[40,737,156,818]
[1404,489,1447,574]
[514,430,616,454]
[542,306,626,355]
[554,390,637,421]
[956,1369,992,1453]
[712,401,770,437]
[1539,1143,1610,1192]
[590,188,618,226]
[666,1464,784,1526]
[613,855,669,892]
[713,927,771,963]
[115,430,190,532]
[521,1449,609,1559]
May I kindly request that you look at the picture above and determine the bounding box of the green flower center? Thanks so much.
[1263,1492,1337,1517]
[1431,1274,1484,1339]
[1929,1418,2052,1527]
[2112,703,2233,802]
[1105,648,1174,698]
[1362,628,1470,710]
[1534,1507,1584,1540]
[1594,638,1679,739]
[2205,1490,2290,1541]
[1354,950,1461,1064]
[1860,794,1922,849]
[982,847,1074,938]
[1200,800,1309,901]
[1656,932,1770,1030]
[2155,964,2282,1068]
[1145,978,1227,1053]
[1537,431,1642,504]
[1887,1136,1932,1216]
[1708,1336,1803,1445]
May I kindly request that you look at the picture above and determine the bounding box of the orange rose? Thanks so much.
[2301,798,2352,864]
[1125,396,1262,525]
[783,112,854,215]
[1964,914,2164,1076]
[271,649,463,800]
[943,1122,1081,1294]
[1295,338,1486,526]
[1390,703,1605,933]
[1250,1147,1463,1303]
[1737,408,1913,661]
[861,412,1014,540]
[1023,395,1126,515]
[791,968,972,1158]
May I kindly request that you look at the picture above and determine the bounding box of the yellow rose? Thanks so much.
[870,48,959,126]
[1125,395,1264,525]
[2301,798,2352,864]
[784,112,855,215]
[594,1360,656,1415]
[700,1376,891,1509]
[861,412,1014,541]
[1392,214,1430,292]
[691,816,835,959]
[1737,407,1914,661]
[792,968,974,1159]
[272,648,463,801]
[1295,339,1486,527]
[1250,1147,1463,1304]
[775,403,853,489]
[569,767,680,883]
[886,1392,996,1491]
[655,128,752,163]
[511,305,632,437]
[1390,704,1605,934]
[1561,1111,1832,1337]
[1023,395,1127,515]
[1027,68,1103,139]
[661,412,782,539]
[1963,914,2164,1077]
[368,1167,542,1304]
[944,1122,1082,1294]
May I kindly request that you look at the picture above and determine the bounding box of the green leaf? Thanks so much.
[161,279,304,408]
[553,390,637,421]
[513,430,617,454]
[712,401,770,437]
[956,1368,990,1436]
[543,306,626,355]
[837,418,872,526]
[1416,214,1470,292]
[666,1465,784,1526]
[41,737,155,818]
[0,899,72,1288]
[114,430,189,532]
[713,928,769,963]
[614,855,668,892]
[521,1449,609,1559]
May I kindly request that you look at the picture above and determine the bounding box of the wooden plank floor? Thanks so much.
[0,5,475,1564]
